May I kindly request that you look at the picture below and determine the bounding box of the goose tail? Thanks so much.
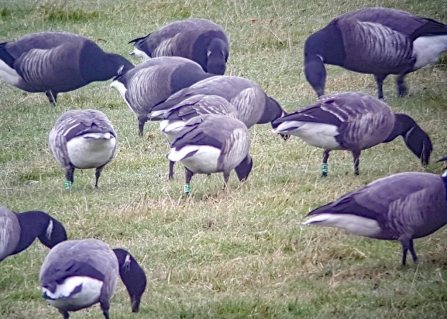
[411,18,447,40]
[0,42,14,68]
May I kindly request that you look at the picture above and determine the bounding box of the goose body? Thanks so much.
[129,18,229,75]
[303,171,447,265]
[158,94,239,179]
[151,75,286,129]
[304,7,447,98]
[49,109,117,188]
[272,92,432,175]
[168,114,252,193]
[40,239,147,319]
[110,56,212,136]
[0,31,133,103]
[0,205,67,262]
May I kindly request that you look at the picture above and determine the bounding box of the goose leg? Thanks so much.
[374,74,387,100]
[396,74,408,97]
[399,237,417,265]
[321,150,330,177]
[95,165,105,188]
[45,90,57,104]
[168,160,175,180]
[59,310,69,319]
[137,115,147,137]
[64,166,75,189]
[352,150,361,175]
[408,239,418,263]
[222,171,231,189]
[184,168,194,194]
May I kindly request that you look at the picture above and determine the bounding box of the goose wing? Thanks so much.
[306,172,445,235]
[337,19,413,73]
[170,115,224,151]
[167,95,237,121]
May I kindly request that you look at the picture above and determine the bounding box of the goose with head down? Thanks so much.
[167,114,252,194]
[304,7,447,99]
[303,169,447,265]
[49,109,118,189]
[110,56,213,136]
[0,31,133,104]
[39,238,147,319]
[272,92,432,176]
[0,205,67,263]
[158,94,239,179]
[151,75,287,136]
[129,18,229,75]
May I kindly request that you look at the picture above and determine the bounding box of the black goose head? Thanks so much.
[113,248,147,313]
[303,22,345,98]
[304,31,327,98]
[79,40,135,83]
[304,55,326,98]
[235,154,253,182]
[206,38,228,75]
[13,211,67,255]
[383,113,432,165]
[109,53,135,77]
[37,215,68,249]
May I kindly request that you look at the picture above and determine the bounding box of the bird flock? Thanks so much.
[2,6,447,318]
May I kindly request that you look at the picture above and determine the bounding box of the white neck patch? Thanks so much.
[122,254,131,271]
[46,220,53,239]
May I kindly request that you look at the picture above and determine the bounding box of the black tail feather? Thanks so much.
[128,34,150,45]
[411,18,447,40]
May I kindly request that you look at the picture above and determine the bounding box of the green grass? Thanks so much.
[1,0,447,318]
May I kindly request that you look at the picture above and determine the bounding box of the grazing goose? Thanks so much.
[110,56,212,136]
[0,31,133,104]
[0,205,67,262]
[167,114,252,194]
[303,171,447,265]
[49,109,118,189]
[158,94,239,179]
[272,92,432,176]
[304,7,447,99]
[129,18,229,75]
[151,75,287,132]
[39,238,147,319]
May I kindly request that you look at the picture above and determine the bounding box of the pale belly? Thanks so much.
[66,135,116,169]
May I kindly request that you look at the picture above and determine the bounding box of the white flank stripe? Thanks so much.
[44,276,103,309]
[413,35,447,70]
[303,213,381,237]
[151,109,169,119]
[131,48,150,60]
[160,120,185,134]
[168,145,221,173]
[273,121,301,134]
[274,121,340,149]
[0,59,21,85]
[160,120,185,142]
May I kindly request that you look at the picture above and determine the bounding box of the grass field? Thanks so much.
[1,0,447,318]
